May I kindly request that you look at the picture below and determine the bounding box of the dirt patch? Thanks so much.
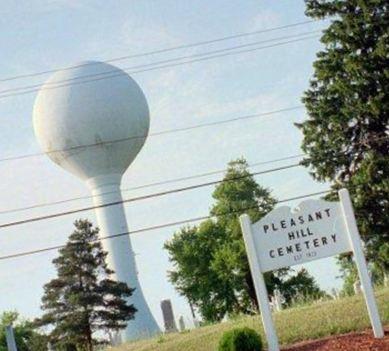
[283,329,389,351]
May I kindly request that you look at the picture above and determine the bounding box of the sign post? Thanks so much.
[5,325,17,351]
[240,214,279,351]
[239,188,383,350]
[338,189,384,338]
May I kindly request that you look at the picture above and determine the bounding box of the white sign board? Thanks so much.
[240,189,383,351]
[252,199,350,272]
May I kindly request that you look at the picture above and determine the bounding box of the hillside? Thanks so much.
[110,288,389,351]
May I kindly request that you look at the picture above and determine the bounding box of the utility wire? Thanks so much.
[0,20,317,83]
[0,30,322,96]
[0,154,304,215]
[0,35,320,100]
[0,189,331,261]
[0,163,301,229]
[0,135,386,216]
[0,105,304,163]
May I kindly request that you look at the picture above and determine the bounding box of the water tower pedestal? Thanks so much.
[87,174,160,342]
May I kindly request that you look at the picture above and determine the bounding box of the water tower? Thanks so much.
[32,61,160,342]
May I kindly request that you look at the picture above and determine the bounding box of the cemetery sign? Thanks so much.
[240,189,383,351]
[252,199,350,272]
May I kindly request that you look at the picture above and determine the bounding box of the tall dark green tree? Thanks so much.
[35,220,136,351]
[165,159,325,321]
[297,0,389,285]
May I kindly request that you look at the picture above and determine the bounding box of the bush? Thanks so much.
[218,327,262,351]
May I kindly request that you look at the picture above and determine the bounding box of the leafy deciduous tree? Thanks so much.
[0,311,48,351]
[165,159,325,321]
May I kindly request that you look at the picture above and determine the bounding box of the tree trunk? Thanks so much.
[245,271,259,311]
[86,324,93,351]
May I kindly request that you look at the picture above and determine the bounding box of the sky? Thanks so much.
[0,0,342,330]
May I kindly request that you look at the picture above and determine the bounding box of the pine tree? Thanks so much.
[297,1,389,273]
[35,220,136,351]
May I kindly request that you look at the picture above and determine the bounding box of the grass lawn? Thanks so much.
[109,288,389,351]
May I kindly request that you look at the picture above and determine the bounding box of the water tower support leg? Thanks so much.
[89,177,160,342]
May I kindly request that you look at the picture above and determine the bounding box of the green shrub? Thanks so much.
[218,327,262,351]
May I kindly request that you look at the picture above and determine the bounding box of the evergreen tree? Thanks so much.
[297,0,389,282]
[165,159,325,321]
[35,220,136,351]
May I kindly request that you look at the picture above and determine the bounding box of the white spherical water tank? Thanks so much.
[33,61,160,343]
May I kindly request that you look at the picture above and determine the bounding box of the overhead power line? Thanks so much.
[0,189,331,261]
[0,163,301,229]
[0,134,386,216]
[0,30,322,96]
[0,105,304,163]
[0,154,304,216]
[0,20,317,83]
[0,35,321,100]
